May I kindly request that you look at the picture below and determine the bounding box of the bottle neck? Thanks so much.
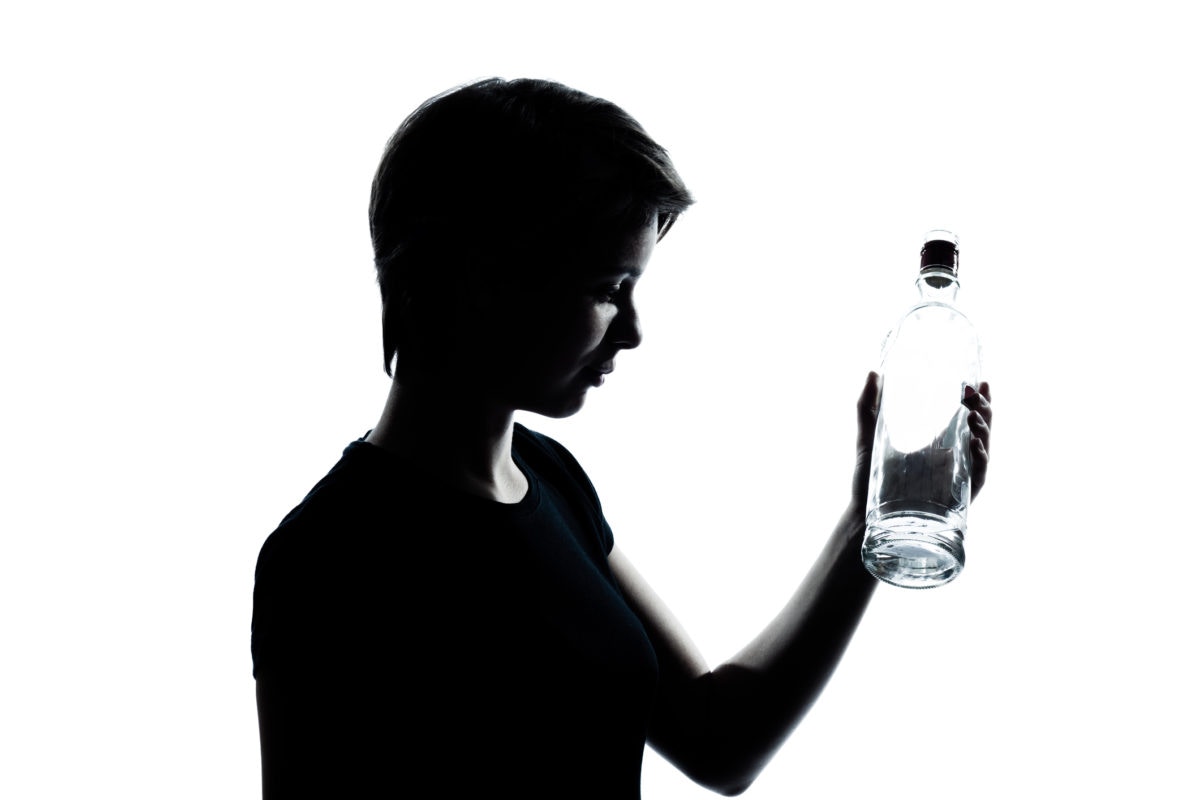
[916,267,960,303]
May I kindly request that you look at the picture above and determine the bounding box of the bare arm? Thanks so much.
[613,374,993,795]
[611,509,873,796]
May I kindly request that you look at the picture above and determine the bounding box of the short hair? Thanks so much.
[368,77,695,377]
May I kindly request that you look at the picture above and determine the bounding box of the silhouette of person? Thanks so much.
[251,78,993,799]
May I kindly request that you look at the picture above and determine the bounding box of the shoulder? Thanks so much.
[252,439,425,678]
[252,439,422,608]
[514,423,614,551]
[514,423,593,486]
[256,437,447,562]
[256,442,383,569]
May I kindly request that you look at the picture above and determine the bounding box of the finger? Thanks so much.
[963,383,993,427]
[968,409,990,446]
[860,370,881,411]
[971,435,989,495]
[965,382,991,500]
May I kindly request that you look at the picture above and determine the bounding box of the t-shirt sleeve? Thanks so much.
[251,517,367,682]
[251,529,328,681]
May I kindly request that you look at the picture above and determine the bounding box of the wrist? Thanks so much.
[840,503,867,550]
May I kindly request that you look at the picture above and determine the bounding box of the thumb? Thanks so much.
[856,371,881,450]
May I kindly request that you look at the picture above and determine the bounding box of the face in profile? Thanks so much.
[459,218,658,419]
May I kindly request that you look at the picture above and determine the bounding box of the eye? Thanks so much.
[594,283,623,303]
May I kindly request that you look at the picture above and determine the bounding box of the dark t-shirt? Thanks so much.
[251,424,658,797]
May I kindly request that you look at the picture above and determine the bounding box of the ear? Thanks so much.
[456,258,524,316]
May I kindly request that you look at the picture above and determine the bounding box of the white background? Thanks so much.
[3,2,1197,797]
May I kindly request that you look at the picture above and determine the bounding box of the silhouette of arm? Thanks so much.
[256,642,418,798]
[612,374,992,795]
[253,544,401,799]
[256,677,332,799]
[255,655,385,798]
[611,511,874,796]
[256,679,308,800]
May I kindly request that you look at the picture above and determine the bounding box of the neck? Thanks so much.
[365,377,529,504]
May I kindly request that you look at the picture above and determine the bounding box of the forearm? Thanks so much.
[652,505,877,794]
[733,504,875,676]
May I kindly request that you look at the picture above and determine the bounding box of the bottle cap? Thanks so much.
[921,230,959,274]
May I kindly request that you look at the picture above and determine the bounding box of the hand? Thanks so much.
[963,382,992,500]
[850,373,993,508]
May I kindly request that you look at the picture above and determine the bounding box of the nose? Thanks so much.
[610,296,643,350]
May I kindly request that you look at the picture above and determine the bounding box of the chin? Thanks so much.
[524,388,590,419]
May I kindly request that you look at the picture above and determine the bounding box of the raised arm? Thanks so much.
[612,373,992,795]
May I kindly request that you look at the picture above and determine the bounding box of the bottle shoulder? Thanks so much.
[882,300,982,363]
[894,299,978,333]
[904,297,972,317]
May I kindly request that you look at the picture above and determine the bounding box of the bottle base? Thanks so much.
[862,518,965,589]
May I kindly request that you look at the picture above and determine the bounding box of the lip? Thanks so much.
[585,363,613,386]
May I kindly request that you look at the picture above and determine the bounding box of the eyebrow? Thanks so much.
[591,263,646,281]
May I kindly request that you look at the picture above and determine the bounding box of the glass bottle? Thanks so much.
[861,231,981,589]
